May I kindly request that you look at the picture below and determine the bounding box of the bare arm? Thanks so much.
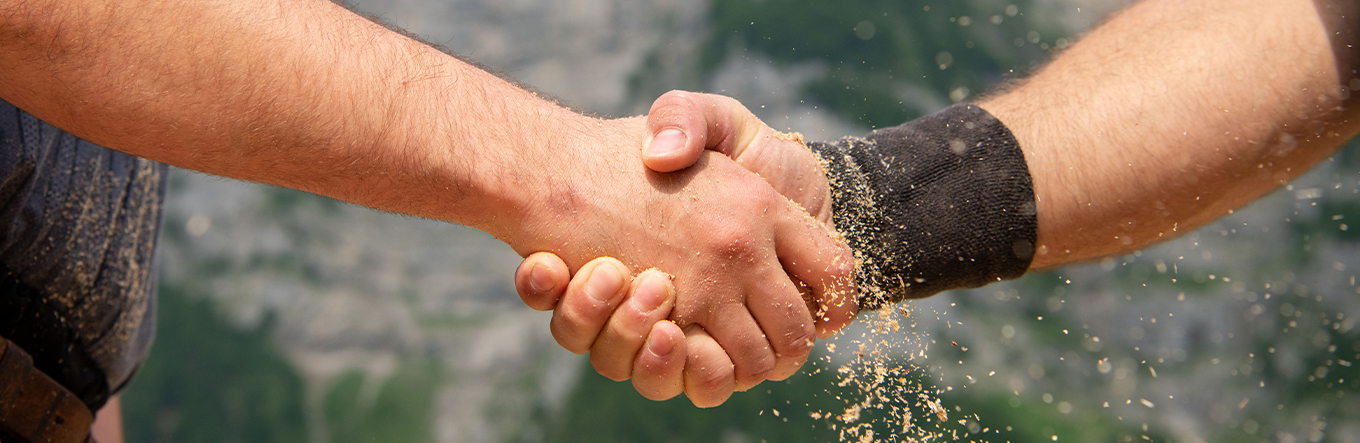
[0,0,855,402]
[981,0,1360,269]
[512,0,1360,404]
[0,0,545,229]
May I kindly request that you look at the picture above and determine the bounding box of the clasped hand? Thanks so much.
[507,92,859,407]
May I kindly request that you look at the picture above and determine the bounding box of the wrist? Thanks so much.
[811,103,1037,308]
[495,116,648,259]
[444,106,627,250]
[379,53,598,239]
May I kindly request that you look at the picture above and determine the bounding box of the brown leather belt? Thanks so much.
[0,337,92,443]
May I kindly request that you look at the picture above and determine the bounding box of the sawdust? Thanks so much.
[799,139,991,442]
[773,130,807,145]
[803,306,988,442]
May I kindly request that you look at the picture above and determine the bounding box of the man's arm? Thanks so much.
[0,0,856,404]
[619,0,1360,296]
[513,0,1360,405]
[0,0,538,227]
[984,0,1360,269]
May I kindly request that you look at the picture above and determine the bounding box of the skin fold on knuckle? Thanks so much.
[699,206,769,267]
[689,363,734,398]
[551,304,606,353]
[773,323,816,362]
[621,299,664,335]
[650,90,699,126]
[684,335,734,401]
[752,295,815,371]
[734,348,776,385]
[587,319,654,380]
[770,333,813,381]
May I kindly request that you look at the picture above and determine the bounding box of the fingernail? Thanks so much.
[646,129,686,157]
[584,262,626,305]
[647,324,676,357]
[633,271,672,314]
[529,263,555,294]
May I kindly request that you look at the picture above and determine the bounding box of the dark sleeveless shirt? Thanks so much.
[0,100,166,410]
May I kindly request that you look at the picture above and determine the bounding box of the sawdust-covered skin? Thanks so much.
[768,129,859,321]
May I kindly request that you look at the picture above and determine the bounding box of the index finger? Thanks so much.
[774,204,859,338]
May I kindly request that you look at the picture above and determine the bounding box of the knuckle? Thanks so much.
[551,309,601,353]
[615,308,655,338]
[702,220,762,262]
[773,324,816,359]
[632,358,658,382]
[743,352,777,380]
[568,289,613,321]
[691,363,734,392]
[558,302,598,329]
[749,187,785,214]
[649,91,699,121]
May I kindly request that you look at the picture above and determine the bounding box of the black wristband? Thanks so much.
[809,104,1037,310]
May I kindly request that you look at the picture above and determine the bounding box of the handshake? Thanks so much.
[508,90,856,408]
[494,90,1036,407]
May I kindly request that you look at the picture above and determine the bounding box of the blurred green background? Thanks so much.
[121,0,1360,442]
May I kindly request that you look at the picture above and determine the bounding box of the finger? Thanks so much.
[773,209,860,339]
[695,299,780,391]
[550,257,630,354]
[590,269,676,381]
[681,325,735,408]
[631,320,686,401]
[685,191,819,384]
[765,296,815,383]
[724,264,816,385]
[645,91,829,222]
[514,252,572,311]
[644,90,767,172]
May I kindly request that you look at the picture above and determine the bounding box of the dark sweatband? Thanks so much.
[809,104,1037,310]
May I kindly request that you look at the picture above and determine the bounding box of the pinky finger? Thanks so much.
[631,321,686,401]
[682,326,736,408]
[514,252,571,311]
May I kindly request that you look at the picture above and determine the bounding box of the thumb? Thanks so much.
[643,90,767,172]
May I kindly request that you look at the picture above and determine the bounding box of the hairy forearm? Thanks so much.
[982,0,1360,269]
[0,0,573,232]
